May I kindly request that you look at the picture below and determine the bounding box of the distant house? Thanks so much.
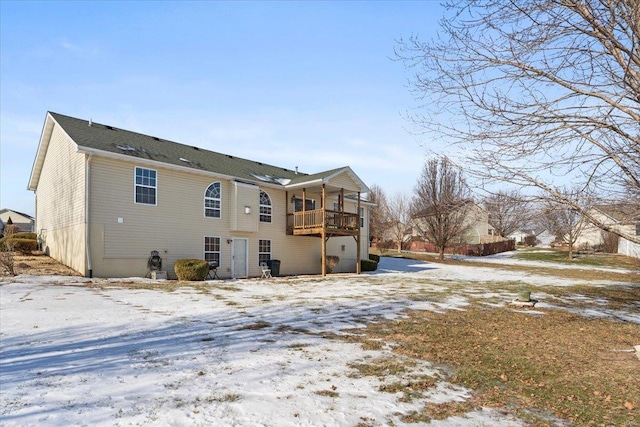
[407,202,503,250]
[506,228,554,247]
[576,204,640,257]
[28,112,371,278]
[534,228,556,248]
[461,203,494,244]
[507,228,536,245]
[0,209,35,233]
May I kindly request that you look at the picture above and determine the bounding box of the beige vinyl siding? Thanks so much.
[89,157,233,277]
[82,154,369,278]
[576,210,636,248]
[252,188,323,276]
[87,157,336,277]
[328,173,361,192]
[231,182,259,232]
[35,124,87,274]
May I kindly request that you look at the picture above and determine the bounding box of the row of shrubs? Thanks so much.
[0,232,38,254]
[174,254,381,281]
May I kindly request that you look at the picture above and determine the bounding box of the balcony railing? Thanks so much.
[287,209,360,236]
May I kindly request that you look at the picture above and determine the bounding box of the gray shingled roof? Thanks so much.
[51,112,315,185]
[593,203,640,223]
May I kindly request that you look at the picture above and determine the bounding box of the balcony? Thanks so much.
[286,209,360,237]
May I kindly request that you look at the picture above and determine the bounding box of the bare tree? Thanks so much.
[601,230,620,253]
[483,189,531,238]
[367,184,389,245]
[397,0,640,244]
[542,188,589,259]
[412,156,473,259]
[386,192,413,253]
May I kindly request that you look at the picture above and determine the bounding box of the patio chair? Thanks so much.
[260,262,272,279]
[206,261,220,280]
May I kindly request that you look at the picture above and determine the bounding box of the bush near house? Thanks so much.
[368,254,380,263]
[0,234,38,254]
[324,255,340,274]
[361,259,378,272]
[174,259,209,281]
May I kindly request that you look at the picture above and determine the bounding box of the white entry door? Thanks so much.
[232,238,248,278]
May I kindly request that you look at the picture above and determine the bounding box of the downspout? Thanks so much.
[85,153,93,278]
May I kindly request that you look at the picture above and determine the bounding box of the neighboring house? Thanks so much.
[0,209,35,233]
[507,228,555,247]
[618,237,640,258]
[534,228,556,248]
[576,204,640,255]
[411,202,495,245]
[507,228,536,244]
[462,203,493,244]
[28,112,371,278]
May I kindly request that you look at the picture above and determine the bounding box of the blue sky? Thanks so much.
[1,1,444,216]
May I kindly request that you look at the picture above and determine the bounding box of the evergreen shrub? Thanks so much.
[361,259,378,272]
[174,259,209,281]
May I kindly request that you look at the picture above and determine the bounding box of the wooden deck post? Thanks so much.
[321,184,326,277]
[302,188,306,229]
[356,191,361,274]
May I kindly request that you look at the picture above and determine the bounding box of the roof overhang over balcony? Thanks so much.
[284,166,369,195]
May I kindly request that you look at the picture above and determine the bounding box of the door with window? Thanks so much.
[232,238,248,278]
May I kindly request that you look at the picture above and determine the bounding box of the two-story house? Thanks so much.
[28,112,371,278]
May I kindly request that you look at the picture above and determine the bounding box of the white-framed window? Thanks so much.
[204,182,221,218]
[204,236,221,265]
[259,190,272,223]
[258,239,271,265]
[134,167,157,205]
[360,207,365,227]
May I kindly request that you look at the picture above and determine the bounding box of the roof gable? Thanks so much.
[0,209,34,223]
[592,204,640,224]
[286,166,369,194]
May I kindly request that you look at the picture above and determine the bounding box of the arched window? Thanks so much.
[259,190,272,223]
[205,182,221,218]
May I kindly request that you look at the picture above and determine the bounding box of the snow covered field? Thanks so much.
[1,255,636,426]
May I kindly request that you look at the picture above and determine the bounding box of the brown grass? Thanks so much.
[350,306,640,426]
[5,253,81,276]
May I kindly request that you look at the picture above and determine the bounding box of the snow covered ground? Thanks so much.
[1,254,636,426]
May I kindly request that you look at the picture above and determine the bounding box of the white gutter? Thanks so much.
[85,153,93,277]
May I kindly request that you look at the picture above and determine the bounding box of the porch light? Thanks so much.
[244,206,251,214]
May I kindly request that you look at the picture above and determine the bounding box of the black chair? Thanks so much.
[206,261,220,280]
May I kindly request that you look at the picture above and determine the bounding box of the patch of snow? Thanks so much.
[1,256,635,426]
